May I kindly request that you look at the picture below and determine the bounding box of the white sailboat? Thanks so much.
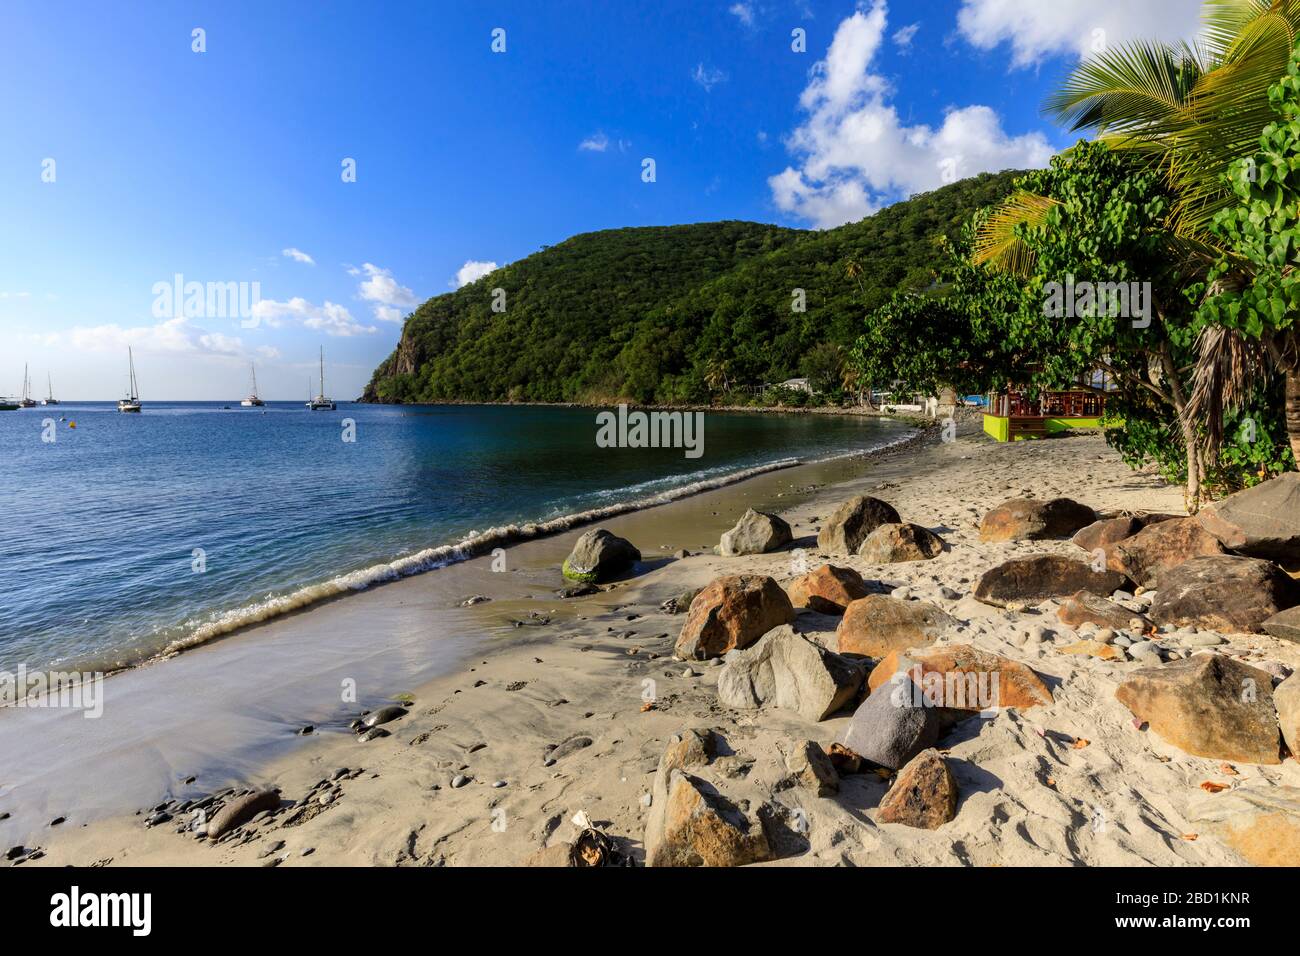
[306,347,336,410]
[42,372,58,406]
[118,348,142,412]
[240,362,265,407]
[17,364,37,407]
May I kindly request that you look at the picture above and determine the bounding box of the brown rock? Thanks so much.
[207,790,281,840]
[877,749,957,830]
[1189,786,1300,866]
[1196,472,1300,561]
[674,574,795,660]
[1115,654,1281,764]
[1072,515,1143,553]
[827,742,863,775]
[782,739,839,796]
[646,771,772,867]
[974,555,1129,608]
[1150,555,1300,633]
[1058,590,1148,631]
[866,645,1052,711]
[1105,517,1226,589]
[1275,673,1300,758]
[1262,605,1300,644]
[785,564,869,615]
[836,595,954,658]
[644,729,716,858]
[1056,639,1122,661]
[857,522,945,563]
[979,497,1096,543]
[816,495,901,554]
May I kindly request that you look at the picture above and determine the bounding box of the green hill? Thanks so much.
[362,170,1022,405]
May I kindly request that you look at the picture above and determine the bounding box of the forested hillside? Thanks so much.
[363,170,1022,405]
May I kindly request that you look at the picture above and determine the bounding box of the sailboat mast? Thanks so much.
[319,347,325,396]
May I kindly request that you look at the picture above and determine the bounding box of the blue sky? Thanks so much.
[0,0,1207,400]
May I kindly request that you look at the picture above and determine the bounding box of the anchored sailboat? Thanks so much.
[240,362,265,407]
[306,347,336,410]
[17,364,37,407]
[118,348,142,413]
[42,372,58,406]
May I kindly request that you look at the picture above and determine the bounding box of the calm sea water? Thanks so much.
[0,402,910,673]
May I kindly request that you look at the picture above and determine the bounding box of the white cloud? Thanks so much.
[892,22,919,49]
[729,2,755,26]
[355,262,417,321]
[62,317,252,355]
[282,247,315,265]
[453,260,499,289]
[0,291,32,299]
[770,1,1055,228]
[957,0,1204,67]
[579,132,610,152]
[692,62,728,91]
[252,297,377,337]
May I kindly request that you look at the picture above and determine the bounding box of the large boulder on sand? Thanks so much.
[1115,654,1281,764]
[785,564,869,614]
[857,523,945,563]
[839,673,944,770]
[644,728,715,857]
[1072,512,1179,553]
[1149,555,1299,633]
[816,495,901,554]
[1275,673,1300,758]
[1189,785,1300,867]
[1058,590,1148,631]
[1105,517,1226,589]
[1197,472,1300,562]
[717,625,864,721]
[719,508,792,556]
[208,790,280,840]
[877,749,958,830]
[674,574,795,660]
[974,555,1129,608]
[866,644,1052,711]
[561,528,640,582]
[836,595,954,659]
[979,497,1096,543]
[646,770,771,867]
[1262,605,1300,644]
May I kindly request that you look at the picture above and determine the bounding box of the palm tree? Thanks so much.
[974,0,1300,479]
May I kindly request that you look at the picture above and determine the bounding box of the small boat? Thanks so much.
[240,361,264,407]
[306,347,336,410]
[17,364,37,407]
[0,398,17,411]
[42,372,58,405]
[118,348,143,413]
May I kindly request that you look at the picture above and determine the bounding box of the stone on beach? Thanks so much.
[1188,785,1300,866]
[1105,516,1225,589]
[974,554,1128,608]
[1057,590,1148,631]
[979,497,1096,543]
[1196,472,1300,561]
[717,625,864,721]
[877,749,957,830]
[561,528,641,583]
[1262,605,1300,644]
[781,739,839,796]
[1274,673,1300,758]
[785,564,869,615]
[857,522,945,563]
[207,790,281,840]
[866,644,1052,711]
[839,674,945,770]
[836,595,954,659]
[1115,655,1281,764]
[816,495,901,554]
[1072,515,1144,552]
[674,574,795,660]
[646,771,771,867]
[719,508,792,556]
[360,705,407,729]
[1149,555,1299,633]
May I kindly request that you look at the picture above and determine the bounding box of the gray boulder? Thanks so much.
[719,508,792,556]
[1150,554,1300,633]
[817,495,901,554]
[717,625,864,721]
[1197,473,1300,561]
[561,528,640,582]
[839,674,945,770]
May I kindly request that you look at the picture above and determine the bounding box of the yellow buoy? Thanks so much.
[68,421,76,428]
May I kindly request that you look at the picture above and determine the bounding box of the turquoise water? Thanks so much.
[0,402,910,673]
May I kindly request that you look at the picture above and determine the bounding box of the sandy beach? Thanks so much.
[10,419,1300,868]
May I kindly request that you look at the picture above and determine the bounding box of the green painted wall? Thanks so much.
[982,414,1105,442]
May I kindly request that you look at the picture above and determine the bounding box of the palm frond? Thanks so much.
[971,191,1059,276]
[1045,40,1206,134]
[1189,323,1271,451]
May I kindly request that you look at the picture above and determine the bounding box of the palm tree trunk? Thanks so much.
[1287,368,1300,467]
